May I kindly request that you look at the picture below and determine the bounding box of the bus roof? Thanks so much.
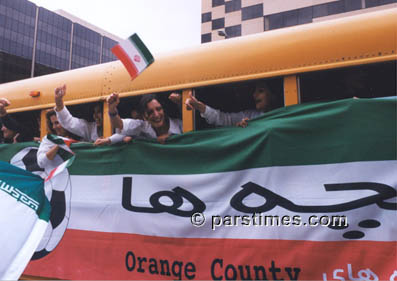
[1,7,396,113]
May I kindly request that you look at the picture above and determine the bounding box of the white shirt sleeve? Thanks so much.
[37,137,51,169]
[200,105,262,127]
[119,119,146,136]
[169,118,183,135]
[108,133,126,144]
[56,107,97,142]
[37,136,63,169]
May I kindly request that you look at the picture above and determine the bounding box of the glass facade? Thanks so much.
[102,37,118,63]
[34,7,72,76]
[0,0,119,84]
[0,0,35,82]
[0,0,35,59]
[71,23,101,69]
[35,7,71,72]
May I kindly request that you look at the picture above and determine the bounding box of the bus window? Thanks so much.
[118,92,182,121]
[118,96,142,120]
[299,61,396,103]
[194,78,284,130]
[0,110,40,143]
[63,102,103,141]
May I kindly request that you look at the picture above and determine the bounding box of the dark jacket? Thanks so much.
[0,114,34,143]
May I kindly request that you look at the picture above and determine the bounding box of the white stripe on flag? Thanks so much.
[45,156,74,182]
[118,39,148,73]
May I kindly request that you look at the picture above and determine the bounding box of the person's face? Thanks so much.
[144,99,165,129]
[93,105,103,126]
[50,115,67,137]
[131,109,141,120]
[1,125,15,140]
[252,84,272,111]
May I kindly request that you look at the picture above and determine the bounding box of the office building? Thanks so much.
[0,0,121,84]
[202,0,397,43]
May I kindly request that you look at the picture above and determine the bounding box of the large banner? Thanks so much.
[0,98,396,280]
[0,161,50,280]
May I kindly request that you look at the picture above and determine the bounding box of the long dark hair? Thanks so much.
[45,109,80,140]
[138,94,170,128]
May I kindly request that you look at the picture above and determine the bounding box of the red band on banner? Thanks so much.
[24,229,396,280]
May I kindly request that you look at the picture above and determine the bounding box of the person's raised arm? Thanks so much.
[54,84,94,141]
[0,98,10,118]
[45,145,60,160]
[54,84,66,112]
[185,92,206,113]
[106,93,123,130]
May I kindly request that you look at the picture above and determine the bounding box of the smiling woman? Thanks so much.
[106,93,183,144]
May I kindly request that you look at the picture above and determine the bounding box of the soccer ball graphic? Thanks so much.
[10,147,71,260]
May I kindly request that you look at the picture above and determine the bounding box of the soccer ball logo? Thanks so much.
[10,147,71,260]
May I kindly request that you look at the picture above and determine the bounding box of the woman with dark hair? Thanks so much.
[185,80,279,128]
[53,84,124,145]
[37,109,80,169]
[0,98,34,143]
[106,93,182,144]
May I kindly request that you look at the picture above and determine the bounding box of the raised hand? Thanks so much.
[169,93,182,105]
[0,98,10,117]
[106,93,120,113]
[54,84,66,111]
[185,92,206,113]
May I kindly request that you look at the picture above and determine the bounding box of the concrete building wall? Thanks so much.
[201,0,397,43]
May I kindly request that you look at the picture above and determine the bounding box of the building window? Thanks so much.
[366,0,397,7]
[268,13,283,30]
[201,33,211,43]
[202,12,212,23]
[344,0,362,11]
[380,0,397,4]
[225,0,241,13]
[298,7,313,24]
[225,24,241,38]
[327,1,345,15]
[212,18,225,30]
[242,4,263,21]
[313,3,328,18]
[284,10,298,27]
[212,0,225,7]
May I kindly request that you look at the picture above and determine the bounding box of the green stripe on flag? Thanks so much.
[66,98,397,175]
[47,134,66,145]
[0,161,51,221]
[0,98,395,175]
[129,33,154,65]
[46,134,74,161]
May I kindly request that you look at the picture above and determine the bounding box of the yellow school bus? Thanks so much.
[0,7,395,140]
[0,7,396,281]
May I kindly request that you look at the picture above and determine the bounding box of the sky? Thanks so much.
[28,0,202,55]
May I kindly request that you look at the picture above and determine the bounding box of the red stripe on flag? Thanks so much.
[63,139,78,148]
[24,229,396,280]
[44,167,57,182]
[111,44,139,79]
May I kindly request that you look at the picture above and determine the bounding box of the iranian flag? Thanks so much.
[0,98,395,280]
[111,33,154,80]
[0,161,50,280]
[44,134,76,182]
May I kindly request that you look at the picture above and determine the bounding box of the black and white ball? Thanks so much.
[10,147,72,260]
